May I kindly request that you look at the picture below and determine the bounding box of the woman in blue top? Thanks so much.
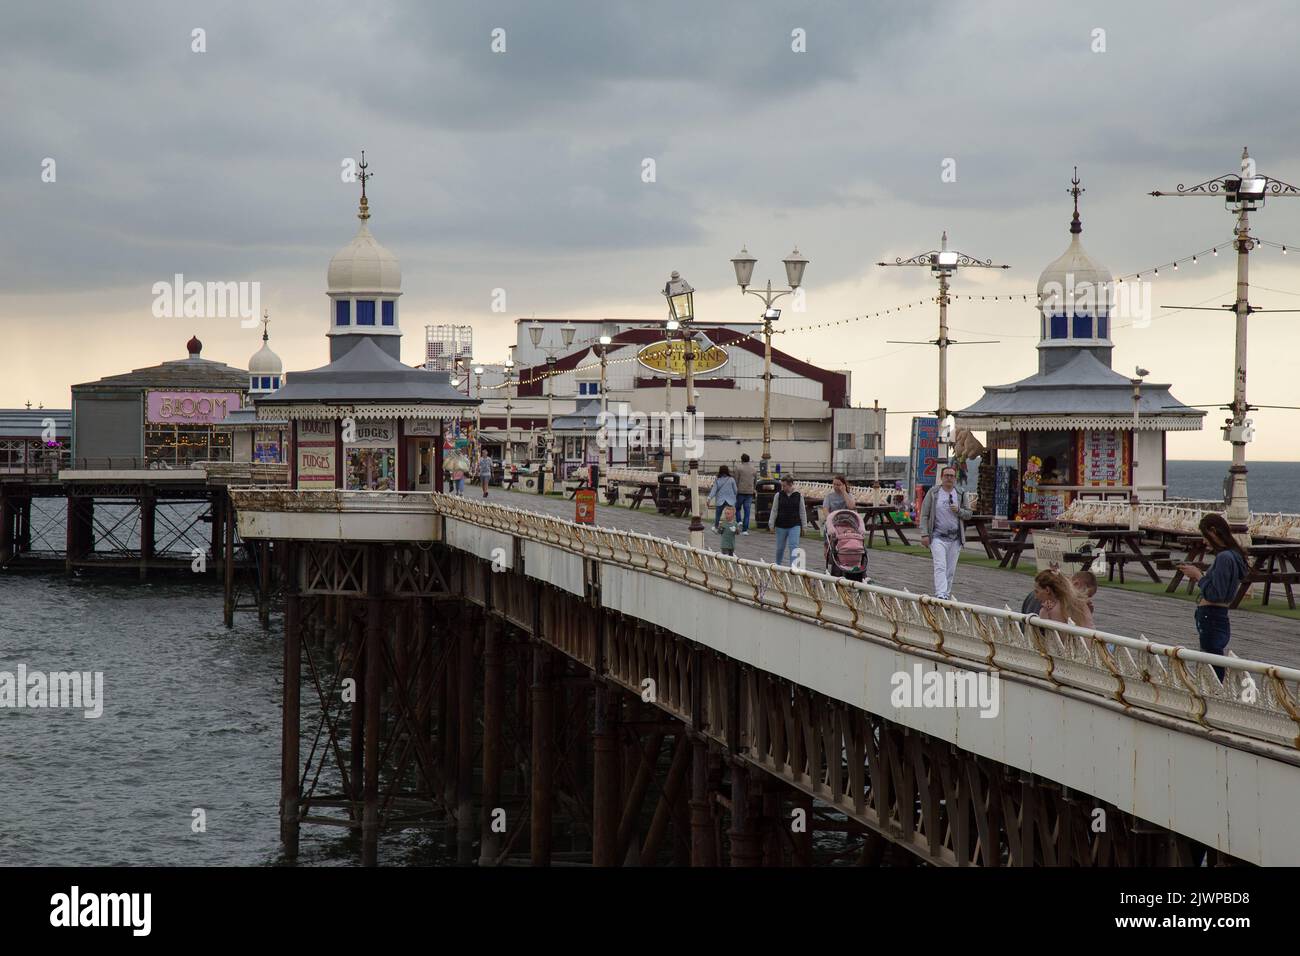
[710,465,738,533]
[1177,513,1249,680]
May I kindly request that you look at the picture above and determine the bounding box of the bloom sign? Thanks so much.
[146,390,241,424]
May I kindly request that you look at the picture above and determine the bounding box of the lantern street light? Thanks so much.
[598,333,613,467]
[878,231,1008,467]
[473,365,485,447]
[1151,147,1300,535]
[664,271,704,549]
[1130,367,1148,533]
[730,246,808,476]
[527,320,576,494]
[503,351,516,467]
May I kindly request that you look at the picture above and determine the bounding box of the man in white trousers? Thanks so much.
[919,465,972,600]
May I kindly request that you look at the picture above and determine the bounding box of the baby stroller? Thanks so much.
[824,509,868,582]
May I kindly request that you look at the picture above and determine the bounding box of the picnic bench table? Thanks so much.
[1072,527,1165,583]
[859,505,911,547]
[966,515,1011,561]
[996,519,1056,568]
[1167,539,1300,609]
[1165,535,1208,594]
[1236,543,1300,609]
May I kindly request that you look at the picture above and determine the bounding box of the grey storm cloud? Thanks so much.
[3,0,1300,315]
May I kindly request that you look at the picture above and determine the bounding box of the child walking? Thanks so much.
[719,505,738,557]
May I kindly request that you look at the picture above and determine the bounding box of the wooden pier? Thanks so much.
[234,489,1300,867]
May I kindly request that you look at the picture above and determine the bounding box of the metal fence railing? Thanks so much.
[226,487,1300,751]
[410,493,1298,751]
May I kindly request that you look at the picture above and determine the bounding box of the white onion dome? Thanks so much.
[327,218,402,294]
[1036,233,1113,301]
[1036,172,1112,318]
[248,333,282,376]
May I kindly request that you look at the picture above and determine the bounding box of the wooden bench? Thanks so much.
[1097,550,1170,583]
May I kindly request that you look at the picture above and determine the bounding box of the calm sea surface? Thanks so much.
[1165,459,1300,513]
[0,575,447,866]
[2,460,1296,866]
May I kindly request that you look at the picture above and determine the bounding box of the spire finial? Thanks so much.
[261,308,270,342]
[1068,166,1084,234]
[357,150,371,221]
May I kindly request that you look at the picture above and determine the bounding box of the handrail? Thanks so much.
[229,487,1300,751]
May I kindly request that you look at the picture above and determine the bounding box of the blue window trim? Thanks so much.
[1049,314,1068,339]
[1097,315,1108,339]
[1072,314,1093,339]
[335,300,351,326]
[381,300,395,326]
[357,299,376,326]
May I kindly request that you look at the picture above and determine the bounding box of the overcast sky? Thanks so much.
[5,0,1300,458]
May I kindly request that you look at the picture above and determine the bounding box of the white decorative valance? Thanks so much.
[959,415,1202,432]
[258,403,465,422]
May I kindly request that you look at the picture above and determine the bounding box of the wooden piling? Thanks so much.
[361,544,383,866]
[530,646,553,866]
[479,613,503,865]
[280,543,300,858]
[139,488,155,581]
[591,680,619,867]
[223,493,235,627]
[456,620,476,864]
[690,736,715,866]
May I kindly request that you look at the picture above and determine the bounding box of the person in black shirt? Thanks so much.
[768,475,806,567]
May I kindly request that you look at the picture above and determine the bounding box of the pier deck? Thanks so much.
[491,488,1300,669]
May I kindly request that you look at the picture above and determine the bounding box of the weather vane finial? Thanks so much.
[1068,166,1085,234]
[261,308,270,341]
[357,149,372,221]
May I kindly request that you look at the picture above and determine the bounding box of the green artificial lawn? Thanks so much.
[860,538,1300,622]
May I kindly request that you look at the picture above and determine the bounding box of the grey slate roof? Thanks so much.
[551,398,604,431]
[955,349,1204,420]
[0,409,72,438]
[256,337,478,407]
[72,355,247,391]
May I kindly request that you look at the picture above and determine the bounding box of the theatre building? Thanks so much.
[476,317,888,480]
[254,171,477,491]
[955,181,1203,518]
[70,336,246,469]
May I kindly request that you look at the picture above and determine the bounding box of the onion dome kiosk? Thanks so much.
[954,173,1204,519]
[255,158,478,491]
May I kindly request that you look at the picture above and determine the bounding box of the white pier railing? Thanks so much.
[1060,498,1300,540]
[434,493,1300,753]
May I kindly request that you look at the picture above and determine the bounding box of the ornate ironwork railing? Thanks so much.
[229,488,1300,751]
[1060,498,1300,541]
[433,493,1300,753]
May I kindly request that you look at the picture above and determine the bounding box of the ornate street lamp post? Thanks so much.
[1130,367,1148,533]
[878,233,1008,467]
[528,320,575,494]
[1152,148,1300,535]
[664,271,704,549]
[503,350,515,467]
[730,246,808,476]
[598,333,612,467]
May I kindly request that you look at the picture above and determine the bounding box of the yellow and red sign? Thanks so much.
[635,339,728,377]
